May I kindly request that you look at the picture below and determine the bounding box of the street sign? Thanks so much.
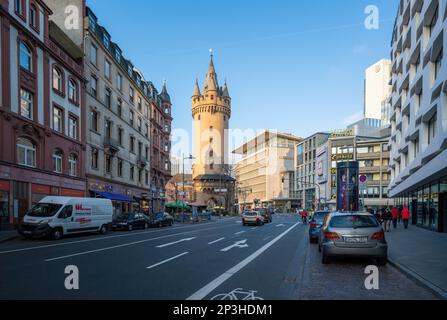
[359,175,367,183]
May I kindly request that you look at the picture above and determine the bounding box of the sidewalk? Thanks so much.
[386,224,447,299]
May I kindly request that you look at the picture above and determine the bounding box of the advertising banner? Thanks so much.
[336,161,359,211]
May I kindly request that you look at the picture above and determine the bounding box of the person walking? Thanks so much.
[382,207,392,232]
[391,206,399,229]
[401,205,410,229]
[301,209,308,224]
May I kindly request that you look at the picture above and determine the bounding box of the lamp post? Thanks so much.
[182,154,195,223]
[151,183,157,216]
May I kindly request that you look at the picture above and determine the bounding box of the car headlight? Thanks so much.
[39,219,51,225]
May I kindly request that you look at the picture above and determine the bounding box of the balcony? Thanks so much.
[104,137,120,155]
[137,155,149,168]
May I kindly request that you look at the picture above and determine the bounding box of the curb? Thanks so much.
[388,258,447,300]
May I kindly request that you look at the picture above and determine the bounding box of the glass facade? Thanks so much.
[395,176,447,233]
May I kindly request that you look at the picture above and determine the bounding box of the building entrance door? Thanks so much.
[439,192,447,233]
[411,199,418,225]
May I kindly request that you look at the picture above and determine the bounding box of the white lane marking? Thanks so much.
[208,238,225,245]
[234,231,245,235]
[147,252,189,270]
[156,237,196,248]
[276,224,286,227]
[44,224,233,262]
[187,222,300,300]
[220,240,249,252]
[0,222,237,255]
[251,227,258,230]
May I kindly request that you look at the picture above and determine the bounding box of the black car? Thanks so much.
[113,213,151,231]
[150,212,174,228]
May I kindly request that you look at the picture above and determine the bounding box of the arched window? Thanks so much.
[17,137,36,167]
[68,154,78,177]
[53,67,63,92]
[52,150,63,173]
[68,79,78,102]
[29,4,37,29]
[19,41,32,71]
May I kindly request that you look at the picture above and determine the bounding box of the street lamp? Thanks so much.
[182,154,195,223]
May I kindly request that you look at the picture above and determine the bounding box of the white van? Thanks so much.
[19,197,113,240]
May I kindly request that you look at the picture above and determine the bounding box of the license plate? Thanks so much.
[344,237,367,243]
[23,231,32,235]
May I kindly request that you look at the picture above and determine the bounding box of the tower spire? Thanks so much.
[193,78,201,97]
[204,49,218,92]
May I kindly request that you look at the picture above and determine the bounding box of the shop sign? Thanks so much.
[331,153,354,161]
[32,184,50,195]
[330,129,354,138]
[0,180,10,191]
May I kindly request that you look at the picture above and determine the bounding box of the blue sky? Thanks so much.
[88,0,398,143]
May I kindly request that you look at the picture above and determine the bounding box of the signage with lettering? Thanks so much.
[330,129,354,138]
[331,153,354,161]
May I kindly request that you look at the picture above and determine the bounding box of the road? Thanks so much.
[0,214,438,300]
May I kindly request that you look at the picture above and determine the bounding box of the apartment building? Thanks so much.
[295,132,329,210]
[85,7,170,216]
[388,0,447,232]
[0,0,86,228]
[364,59,393,120]
[233,131,302,212]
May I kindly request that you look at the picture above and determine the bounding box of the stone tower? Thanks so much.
[191,53,235,212]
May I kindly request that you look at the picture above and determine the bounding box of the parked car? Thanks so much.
[150,212,174,227]
[113,213,151,231]
[309,210,331,243]
[19,197,113,240]
[242,211,264,226]
[318,212,388,265]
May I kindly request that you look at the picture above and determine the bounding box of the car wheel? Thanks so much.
[322,252,330,264]
[318,243,322,252]
[377,257,388,266]
[52,228,63,241]
[128,225,133,232]
[100,225,108,235]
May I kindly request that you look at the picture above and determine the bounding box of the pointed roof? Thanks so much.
[159,80,171,102]
[222,81,230,98]
[203,52,218,93]
[193,78,201,97]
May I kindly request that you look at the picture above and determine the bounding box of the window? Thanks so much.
[105,154,111,174]
[91,76,97,97]
[434,50,442,81]
[53,107,63,133]
[52,67,63,92]
[414,137,420,158]
[103,34,110,49]
[145,124,149,138]
[68,79,77,103]
[91,148,98,169]
[118,127,123,145]
[17,138,36,167]
[138,117,142,132]
[91,110,98,132]
[29,4,38,29]
[428,5,439,38]
[165,123,169,133]
[130,166,135,181]
[138,97,142,111]
[105,60,111,79]
[68,154,77,177]
[117,74,123,91]
[68,117,77,140]
[165,107,169,114]
[130,136,135,153]
[53,150,63,173]
[129,110,134,126]
[145,170,149,185]
[117,159,123,177]
[88,14,96,32]
[427,114,437,145]
[15,0,24,16]
[115,49,121,63]
[19,42,32,71]
[117,99,122,117]
[105,120,112,139]
[90,44,97,65]
[20,89,33,119]
[138,169,142,183]
[129,87,135,103]
[105,88,111,108]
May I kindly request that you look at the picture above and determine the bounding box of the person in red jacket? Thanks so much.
[401,206,410,229]
[391,206,400,229]
[301,209,308,224]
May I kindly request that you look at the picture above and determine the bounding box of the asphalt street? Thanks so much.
[0,214,438,300]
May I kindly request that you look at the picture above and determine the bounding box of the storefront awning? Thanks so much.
[93,191,133,202]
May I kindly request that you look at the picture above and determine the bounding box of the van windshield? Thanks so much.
[27,203,63,217]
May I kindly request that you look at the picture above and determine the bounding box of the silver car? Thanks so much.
[318,212,388,265]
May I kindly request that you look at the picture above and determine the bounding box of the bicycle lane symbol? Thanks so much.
[210,288,264,301]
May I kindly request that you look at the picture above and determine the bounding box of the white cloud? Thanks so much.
[343,111,363,126]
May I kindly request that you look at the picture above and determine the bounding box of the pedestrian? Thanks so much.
[401,205,410,229]
[391,206,399,229]
[382,207,392,232]
[301,209,308,224]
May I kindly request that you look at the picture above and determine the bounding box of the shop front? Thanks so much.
[394,177,447,233]
[0,180,10,229]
